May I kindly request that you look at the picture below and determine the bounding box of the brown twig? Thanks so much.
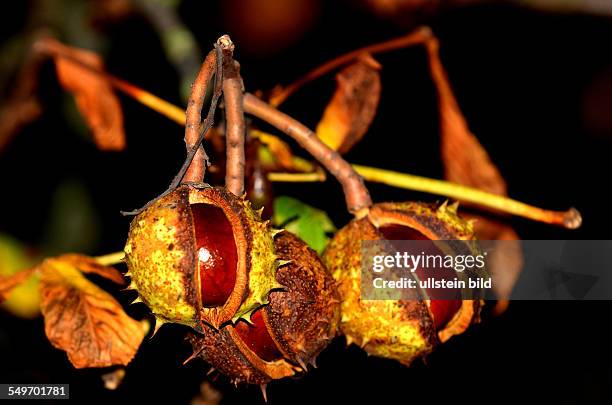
[169,40,226,189]
[243,93,372,216]
[182,49,217,183]
[269,26,433,106]
[121,39,226,216]
[37,34,580,228]
[220,37,246,196]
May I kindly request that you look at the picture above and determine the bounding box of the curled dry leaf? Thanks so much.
[426,37,523,309]
[426,38,505,195]
[39,256,146,368]
[316,53,381,154]
[58,253,126,285]
[473,218,522,314]
[251,129,316,173]
[37,38,126,151]
[0,45,46,154]
[251,129,296,170]
[0,267,37,304]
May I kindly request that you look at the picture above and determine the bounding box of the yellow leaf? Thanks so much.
[0,234,40,318]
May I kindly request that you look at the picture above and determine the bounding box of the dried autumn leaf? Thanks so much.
[316,53,381,154]
[474,218,522,315]
[426,37,523,309]
[251,129,316,172]
[38,38,126,151]
[58,254,125,285]
[0,99,42,152]
[0,267,37,304]
[39,256,145,368]
[251,129,296,169]
[0,48,45,154]
[427,39,505,195]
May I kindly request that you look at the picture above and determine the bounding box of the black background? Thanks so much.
[1,1,611,403]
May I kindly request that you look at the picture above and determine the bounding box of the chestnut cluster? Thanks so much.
[124,184,339,385]
[124,189,481,385]
[122,34,482,392]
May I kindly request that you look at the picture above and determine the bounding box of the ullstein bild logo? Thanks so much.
[360,240,612,301]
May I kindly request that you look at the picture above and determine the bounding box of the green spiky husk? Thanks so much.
[124,184,282,330]
[124,186,198,327]
[229,195,283,323]
[322,201,482,365]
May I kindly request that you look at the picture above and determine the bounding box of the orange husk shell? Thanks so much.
[322,201,482,365]
[189,231,340,384]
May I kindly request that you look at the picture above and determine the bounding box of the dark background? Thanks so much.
[1,0,611,403]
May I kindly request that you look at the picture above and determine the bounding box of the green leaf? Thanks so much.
[272,196,336,255]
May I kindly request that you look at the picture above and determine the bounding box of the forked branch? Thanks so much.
[60,32,579,228]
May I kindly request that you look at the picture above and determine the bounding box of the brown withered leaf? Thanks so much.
[0,45,46,154]
[316,53,381,154]
[474,217,522,315]
[251,129,296,170]
[251,129,317,173]
[39,257,145,368]
[41,38,126,151]
[58,254,125,285]
[0,267,37,304]
[427,39,505,195]
[426,37,523,310]
[0,99,42,153]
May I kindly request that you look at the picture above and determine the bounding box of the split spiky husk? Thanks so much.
[189,231,340,385]
[323,201,482,365]
[123,184,281,330]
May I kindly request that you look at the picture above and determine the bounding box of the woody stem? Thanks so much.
[270,26,432,106]
[243,93,372,216]
[181,48,217,183]
[221,39,246,196]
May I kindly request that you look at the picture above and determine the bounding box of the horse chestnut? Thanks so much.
[322,201,482,365]
[124,184,283,330]
[188,231,340,385]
